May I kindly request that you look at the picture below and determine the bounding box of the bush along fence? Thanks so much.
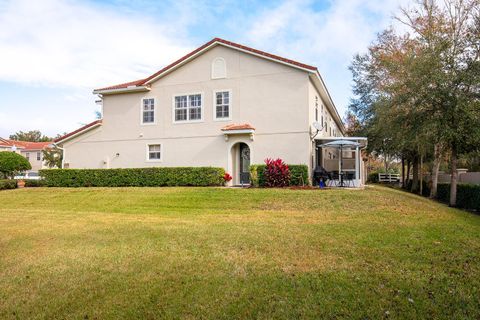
[39,167,226,187]
[250,162,309,187]
[437,183,480,211]
[0,179,17,190]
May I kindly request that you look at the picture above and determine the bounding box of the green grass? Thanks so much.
[0,186,479,319]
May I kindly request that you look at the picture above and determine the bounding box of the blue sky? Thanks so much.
[0,0,406,138]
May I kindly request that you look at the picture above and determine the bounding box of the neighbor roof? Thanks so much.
[0,139,52,150]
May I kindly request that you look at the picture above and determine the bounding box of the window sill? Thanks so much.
[214,117,232,122]
[173,119,204,124]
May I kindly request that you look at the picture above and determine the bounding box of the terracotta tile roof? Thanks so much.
[21,141,52,150]
[0,138,14,147]
[95,38,318,92]
[54,120,103,143]
[0,138,52,150]
[96,79,146,91]
[221,123,255,131]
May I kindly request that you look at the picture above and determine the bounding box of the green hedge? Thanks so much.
[250,164,309,187]
[367,172,379,183]
[289,165,309,186]
[24,180,47,188]
[39,167,225,187]
[0,179,17,190]
[437,183,480,211]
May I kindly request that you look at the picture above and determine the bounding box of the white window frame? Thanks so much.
[25,152,30,161]
[140,97,156,126]
[213,89,232,121]
[146,143,162,162]
[37,152,41,161]
[172,92,204,124]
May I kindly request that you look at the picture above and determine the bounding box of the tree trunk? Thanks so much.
[430,143,442,198]
[406,160,411,189]
[384,154,389,172]
[420,153,423,196]
[449,146,458,207]
[411,155,419,193]
[401,156,406,188]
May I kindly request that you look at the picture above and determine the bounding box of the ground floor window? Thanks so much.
[147,144,162,161]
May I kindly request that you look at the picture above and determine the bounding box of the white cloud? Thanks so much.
[243,0,408,116]
[0,0,197,137]
[0,0,192,89]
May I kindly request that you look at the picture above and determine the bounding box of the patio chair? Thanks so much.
[328,171,339,187]
[344,172,355,187]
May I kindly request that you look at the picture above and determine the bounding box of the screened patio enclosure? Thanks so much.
[314,137,368,187]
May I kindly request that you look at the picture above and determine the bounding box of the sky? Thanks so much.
[0,0,408,138]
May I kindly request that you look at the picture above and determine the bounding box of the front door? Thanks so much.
[239,143,250,184]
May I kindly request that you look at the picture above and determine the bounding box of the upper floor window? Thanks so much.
[315,96,319,122]
[25,152,30,161]
[142,98,155,124]
[147,144,162,161]
[37,152,41,161]
[211,57,226,79]
[174,94,202,122]
[214,90,231,120]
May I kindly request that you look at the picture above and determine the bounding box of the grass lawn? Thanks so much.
[0,186,479,319]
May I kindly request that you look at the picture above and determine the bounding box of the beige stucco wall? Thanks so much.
[20,150,46,172]
[63,45,330,182]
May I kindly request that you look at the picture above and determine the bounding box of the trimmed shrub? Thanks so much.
[437,183,480,211]
[24,179,47,188]
[250,164,267,187]
[289,165,309,186]
[39,167,225,187]
[0,152,31,178]
[367,172,379,183]
[0,179,17,190]
[249,165,262,187]
[250,163,308,187]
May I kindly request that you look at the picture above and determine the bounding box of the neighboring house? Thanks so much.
[0,138,52,174]
[55,38,367,186]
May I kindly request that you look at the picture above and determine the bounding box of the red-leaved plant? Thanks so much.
[264,158,290,187]
[223,172,233,183]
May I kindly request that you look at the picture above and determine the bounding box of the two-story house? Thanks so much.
[0,138,52,175]
[55,38,367,186]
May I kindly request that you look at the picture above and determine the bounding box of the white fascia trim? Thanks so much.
[55,123,102,145]
[144,41,317,85]
[93,86,151,95]
[310,72,346,135]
